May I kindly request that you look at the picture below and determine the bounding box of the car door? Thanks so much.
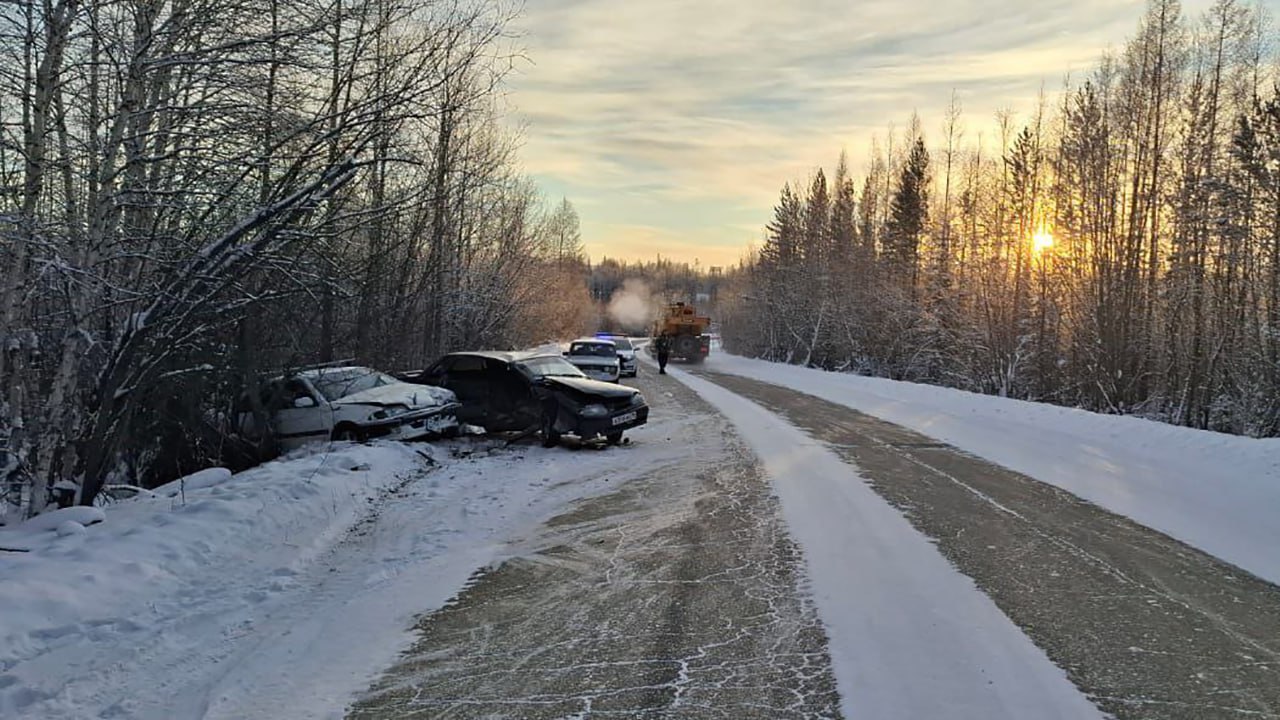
[485,361,538,430]
[269,379,333,448]
[431,356,490,426]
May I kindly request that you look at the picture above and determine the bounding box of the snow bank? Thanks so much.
[14,505,105,532]
[151,466,233,496]
[702,353,1280,585]
[0,443,425,717]
[56,521,87,537]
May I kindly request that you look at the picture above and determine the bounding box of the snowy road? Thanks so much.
[350,361,1280,720]
[683,367,1280,720]
[349,374,842,718]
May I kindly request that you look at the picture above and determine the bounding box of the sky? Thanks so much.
[505,0,1264,269]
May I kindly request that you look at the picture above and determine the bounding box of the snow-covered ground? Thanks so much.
[0,431,675,719]
[693,352,1280,586]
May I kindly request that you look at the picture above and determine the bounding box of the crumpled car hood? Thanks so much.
[334,382,457,408]
[545,376,636,399]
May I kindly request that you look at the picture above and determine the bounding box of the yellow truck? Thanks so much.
[652,302,711,363]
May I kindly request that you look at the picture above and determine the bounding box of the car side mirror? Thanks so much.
[562,351,570,357]
[293,396,317,409]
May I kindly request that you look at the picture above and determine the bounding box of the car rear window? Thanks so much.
[519,356,585,378]
[447,355,487,373]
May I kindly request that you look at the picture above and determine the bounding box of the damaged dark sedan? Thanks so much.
[399,352,649,447]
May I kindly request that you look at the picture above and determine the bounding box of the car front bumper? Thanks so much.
[572,404,649,439]
[580,368,620,382]
[364,403,462,440]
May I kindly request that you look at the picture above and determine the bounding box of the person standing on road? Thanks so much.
[655,334,671,374]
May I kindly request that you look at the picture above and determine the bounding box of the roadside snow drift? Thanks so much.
[11,505,105,533]
[0,443,427,718]
[700,353,1280,586]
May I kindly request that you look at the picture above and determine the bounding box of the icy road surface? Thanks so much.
[350,366,1105,720]
[349,376,842,718]
[698,352,1280,586]
[674,361,1280,720]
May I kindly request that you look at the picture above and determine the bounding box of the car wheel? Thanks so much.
[333,425,364,443]
[606,432,623,445]
[541,409,561,448]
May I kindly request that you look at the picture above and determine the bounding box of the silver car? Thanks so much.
[238,366,461,448]
[564,338,621,383]
[599,335,639,377]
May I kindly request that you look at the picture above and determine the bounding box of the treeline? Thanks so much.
[0,0,588,517]
[725,0,1280,436]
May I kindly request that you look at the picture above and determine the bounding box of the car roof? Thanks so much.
[295,365,372,378]
[570,337,616,345]
[441,350,567,364]
[442,350,518,362]
[515,353,574,363]
[259,365,375,383]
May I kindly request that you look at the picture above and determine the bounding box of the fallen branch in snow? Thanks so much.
[505,424,541,446]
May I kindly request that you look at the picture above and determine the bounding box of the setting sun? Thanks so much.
[1033,229,1055,253]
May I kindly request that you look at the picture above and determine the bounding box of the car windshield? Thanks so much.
[519,356,586,378]
[570,342,617,358]
[309,368,400,401]
[609,337,633,350]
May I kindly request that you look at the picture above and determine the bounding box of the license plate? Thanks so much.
[611,411,637,426]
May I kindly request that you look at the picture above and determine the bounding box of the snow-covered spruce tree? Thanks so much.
[752,183,806,362]
[884,136,930,303]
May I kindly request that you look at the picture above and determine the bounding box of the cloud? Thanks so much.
[506,0,1266,263]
